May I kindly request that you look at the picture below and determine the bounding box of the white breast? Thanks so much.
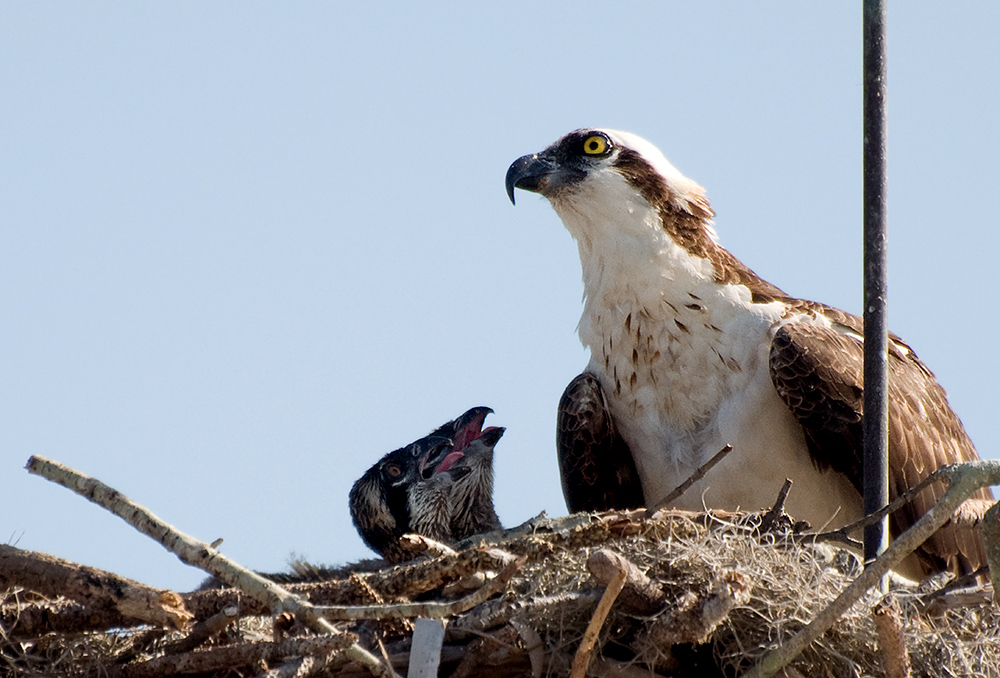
[552,174,863,531]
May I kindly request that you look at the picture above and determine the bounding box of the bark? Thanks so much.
[0,544,192,630]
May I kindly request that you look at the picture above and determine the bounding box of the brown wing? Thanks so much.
[769,308,992,577]
[556,372,645,513]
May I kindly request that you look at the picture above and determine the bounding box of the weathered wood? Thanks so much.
[1,594,130,637]
[314,555,523,621]
[25,455,398,678]
[586,548,666,616]
[982,499,1000,604]
[406,618,446,678]
[119,633,357,678]
[633,569,751,667]
[745,460,1000,678]
[569,556,626,678]
[873,594,911,678]
[0,544,192,630]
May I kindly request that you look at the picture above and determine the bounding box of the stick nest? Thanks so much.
[3,509,997,677]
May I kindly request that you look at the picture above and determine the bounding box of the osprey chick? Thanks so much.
[506,129,992,578]
[426,406,505,537]
[349,407,504,562]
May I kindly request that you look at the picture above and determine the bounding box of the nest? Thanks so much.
[3,508,998,678]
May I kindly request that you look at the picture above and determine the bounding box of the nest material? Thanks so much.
[2,510,998,678]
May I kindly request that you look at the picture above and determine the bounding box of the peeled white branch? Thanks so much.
[24,455,398,678]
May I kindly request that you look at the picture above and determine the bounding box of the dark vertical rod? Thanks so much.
[863,0,890,573]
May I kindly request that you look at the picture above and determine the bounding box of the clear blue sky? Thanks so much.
[4,3,998,592]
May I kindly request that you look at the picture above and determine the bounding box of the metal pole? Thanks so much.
[862,0,889,575]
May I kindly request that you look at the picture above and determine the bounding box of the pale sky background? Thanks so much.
[4,3,998,593]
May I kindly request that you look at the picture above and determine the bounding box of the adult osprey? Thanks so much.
[506,129,992,578]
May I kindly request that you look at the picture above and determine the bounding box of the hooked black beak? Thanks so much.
[455,406,493,431]
[505,153,558,205]
[477,426,505,448]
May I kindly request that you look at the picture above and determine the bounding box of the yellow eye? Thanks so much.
[384,464,402,479]
[583,135,609,155]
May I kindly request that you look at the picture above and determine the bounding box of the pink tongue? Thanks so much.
[435,450,465,473]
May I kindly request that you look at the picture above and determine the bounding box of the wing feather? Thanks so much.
[769,309,992,576]
[556,372,645,512]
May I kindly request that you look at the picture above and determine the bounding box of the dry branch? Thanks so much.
[450,624,524,678]
[802,463,966,545]
[447,591,602,637]
[872,594,910,678]
[1,592,132,637]
[569,556,626,678]
[397,535,455,560]
[453,513,593,553]
[633,569,751,668]
[983,499,1000,603]
[508,617,544,678]
[743,459,1000,678]
[121,632,357,678]
[160,605,239,655]
[24,455,397,678]
[313,555,523,621]
[652,445,733,509]
[0,545,192,630]
[757,478,794,534]
[586,549,666,616]
[362,547,514,600]
[253,655,319,678]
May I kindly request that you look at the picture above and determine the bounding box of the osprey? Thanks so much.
[506,129,992,578]
[349,407,503,562]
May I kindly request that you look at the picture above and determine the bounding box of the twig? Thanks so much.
[450,624,524,678]
[0,544,192,630]
[159,605,239,655]
[801,466,947,543]
[982,499,1000,604]
[253,655,317,678]
[742,460,1000,678]
[447,591,601,636]
[366,547,514,600]
[509,617,544,678]
[917,565,988,609]
[569,560,627,678]
[633,569,750,666]
[335,647,472,678]
[2,592,133,637]
[313,556,523,620]
[872,594,911,678]
[652,445,733,509]
[757,479,793,534]
[24,455,398,678]
[121,633,357,678]
[920,587,995,616]
[181,546,516,625]
[452,512,588,551]
[586,549,666,616]
[589,656,671,678]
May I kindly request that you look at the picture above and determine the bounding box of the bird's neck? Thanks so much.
[556,197,778,435]
[553,196,724,325]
